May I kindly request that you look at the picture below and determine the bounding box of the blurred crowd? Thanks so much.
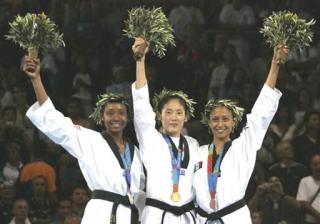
[0,0,320,223]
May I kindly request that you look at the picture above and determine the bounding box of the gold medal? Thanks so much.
[171,192,181,202]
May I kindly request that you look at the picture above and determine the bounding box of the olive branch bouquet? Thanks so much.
[6,12,65,59]
[123,7,175,60]
[260,11,315,51]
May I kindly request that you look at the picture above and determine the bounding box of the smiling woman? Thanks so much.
[194,45,289,224]
[102,103,128,148]
[21,56,145,224]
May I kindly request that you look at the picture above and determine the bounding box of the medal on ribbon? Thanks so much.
[163,134,183,203]
[171,150,182,202]
[207,144,223,209]
[120,143,132,188]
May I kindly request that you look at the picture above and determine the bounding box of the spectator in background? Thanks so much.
[0,106,31,164]
[256,130,277,168]
[19,140,57,201]
[249,44,273,87]
[249,176,301,224]
[57,151,85,198]
[7,82,35,140]
[218,0,256,64]
[223,66,248,99]
[41,47,66,105]
[65,98,91,129]
[268,140,308,197]
[240,78,258,111]
[207,44,240,100]
[250,210,262,224]
[50,198,72,224]
[219,0,256,28]
[63,214,82,224]
[28,176,55,224]
[269,104,298,142]
[293,87,314,126]
[9,198,31,224]
[71,55,93,117]
[0,182,17,224]
[169,0,205,42]
[293,110,320,166]
[70,186,88,218]
[208,33,229,70]
[297,153,320,224]
[105,65,131,96]
[1,141,24,184]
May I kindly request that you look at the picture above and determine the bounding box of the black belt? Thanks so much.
[146,198,196,224]
[196,198,246,224]
[91,190,139,224]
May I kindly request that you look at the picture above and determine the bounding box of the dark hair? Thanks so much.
[102,99,131,118]
[309,153,320,166]
[273,103,294,124]
[158,96,187,115]
[303,109,320,123]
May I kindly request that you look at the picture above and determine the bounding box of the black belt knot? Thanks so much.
[146,198,196,224]
[196,198,246,224]
[92,190,139,224]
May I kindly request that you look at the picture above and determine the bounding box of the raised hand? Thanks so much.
[21,56,40,79]
[273,44,289,65]
[132,37,150,61]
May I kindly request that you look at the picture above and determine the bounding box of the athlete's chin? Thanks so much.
[213,133,230,141]
[164,128,181,137]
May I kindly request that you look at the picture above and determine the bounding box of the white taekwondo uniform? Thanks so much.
[194,84,282,224]
[26,98,144,224]
[132,83,201,224]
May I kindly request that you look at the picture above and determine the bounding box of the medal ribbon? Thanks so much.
[163,134,183,196]
[120,143,132,188]
[207,144,223,203]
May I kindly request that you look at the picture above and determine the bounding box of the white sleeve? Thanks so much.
[219,85,282,195]
[26,98,84,159]
[131,83,158,153]
[239,84,282,153]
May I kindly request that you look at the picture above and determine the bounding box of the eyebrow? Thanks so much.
[165,108,184,111]
[210,115,232,118]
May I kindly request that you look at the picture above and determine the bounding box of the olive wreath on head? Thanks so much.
[201,99,245,128]
[152,88,196,121]
[89,92,132,125]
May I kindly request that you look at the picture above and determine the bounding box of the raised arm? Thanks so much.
[265,45,289,89]
[22,56,85,160]
[133,37,149,89]
[21,56,48,105]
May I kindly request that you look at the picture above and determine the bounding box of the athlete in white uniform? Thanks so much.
[194,45,289,224]
[22,56,144,224]
[132,38,200,224]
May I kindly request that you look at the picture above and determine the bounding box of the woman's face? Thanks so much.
[160,98,187,137]
[102,102,128,135]
[208,106,235,142]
